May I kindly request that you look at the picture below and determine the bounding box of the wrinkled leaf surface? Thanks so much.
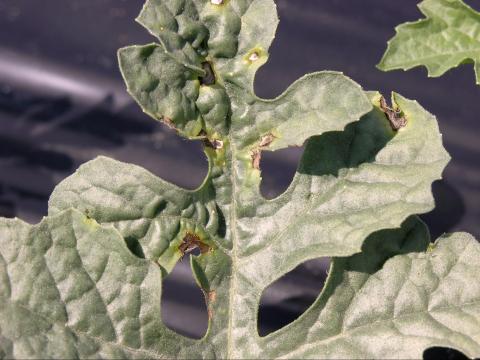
[1,0,478,358]
[378,0,480,84]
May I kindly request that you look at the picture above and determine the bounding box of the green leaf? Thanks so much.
[0,210,208,358]
[378,0,480,84]
[260,217,480,359]
[119,0,282,136]
[49,155,221,274]
[2,213,480,358]
[2,0,478,358]
[50,91,451,279]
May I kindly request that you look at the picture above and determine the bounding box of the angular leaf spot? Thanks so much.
[245,48,264,65]
[178,232,211,259]
[249,52,259,62]
[258,257,331,337]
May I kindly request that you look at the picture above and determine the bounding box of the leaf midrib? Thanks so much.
[226,135,240,359]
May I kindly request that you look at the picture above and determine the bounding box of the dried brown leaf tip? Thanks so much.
[179,232,210,259]
[379,96,407,130]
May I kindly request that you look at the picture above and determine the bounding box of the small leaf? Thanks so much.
[378,0,480,84]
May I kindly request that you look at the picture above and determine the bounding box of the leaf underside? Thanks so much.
[378,0,480,84]
[1,0,479,359]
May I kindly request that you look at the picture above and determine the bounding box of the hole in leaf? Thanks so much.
[117,122,208,190]
[124,237,145,259]
[216,203,227,238]
[258,257,331,337]
[260,146,303,199]
[423,347,470,360]
[420,180,465,240]
[200,61,216,86]
[0,185,15,218]
[260,106,397,200]
[161,259,208,339]
[189,247,201,257]
[0,199,15,218]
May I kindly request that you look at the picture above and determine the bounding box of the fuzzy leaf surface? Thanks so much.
[260,218,480,359]
[50,92,450,274]
[378,0,480,84]
[2,213,480,359]
[2,0,478,359]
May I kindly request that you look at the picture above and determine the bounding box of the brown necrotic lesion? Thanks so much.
[179,232,211,259]
[251,133,276,170]
[379,96,407,131]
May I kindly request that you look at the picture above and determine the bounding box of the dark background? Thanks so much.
[0,1,478,357]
